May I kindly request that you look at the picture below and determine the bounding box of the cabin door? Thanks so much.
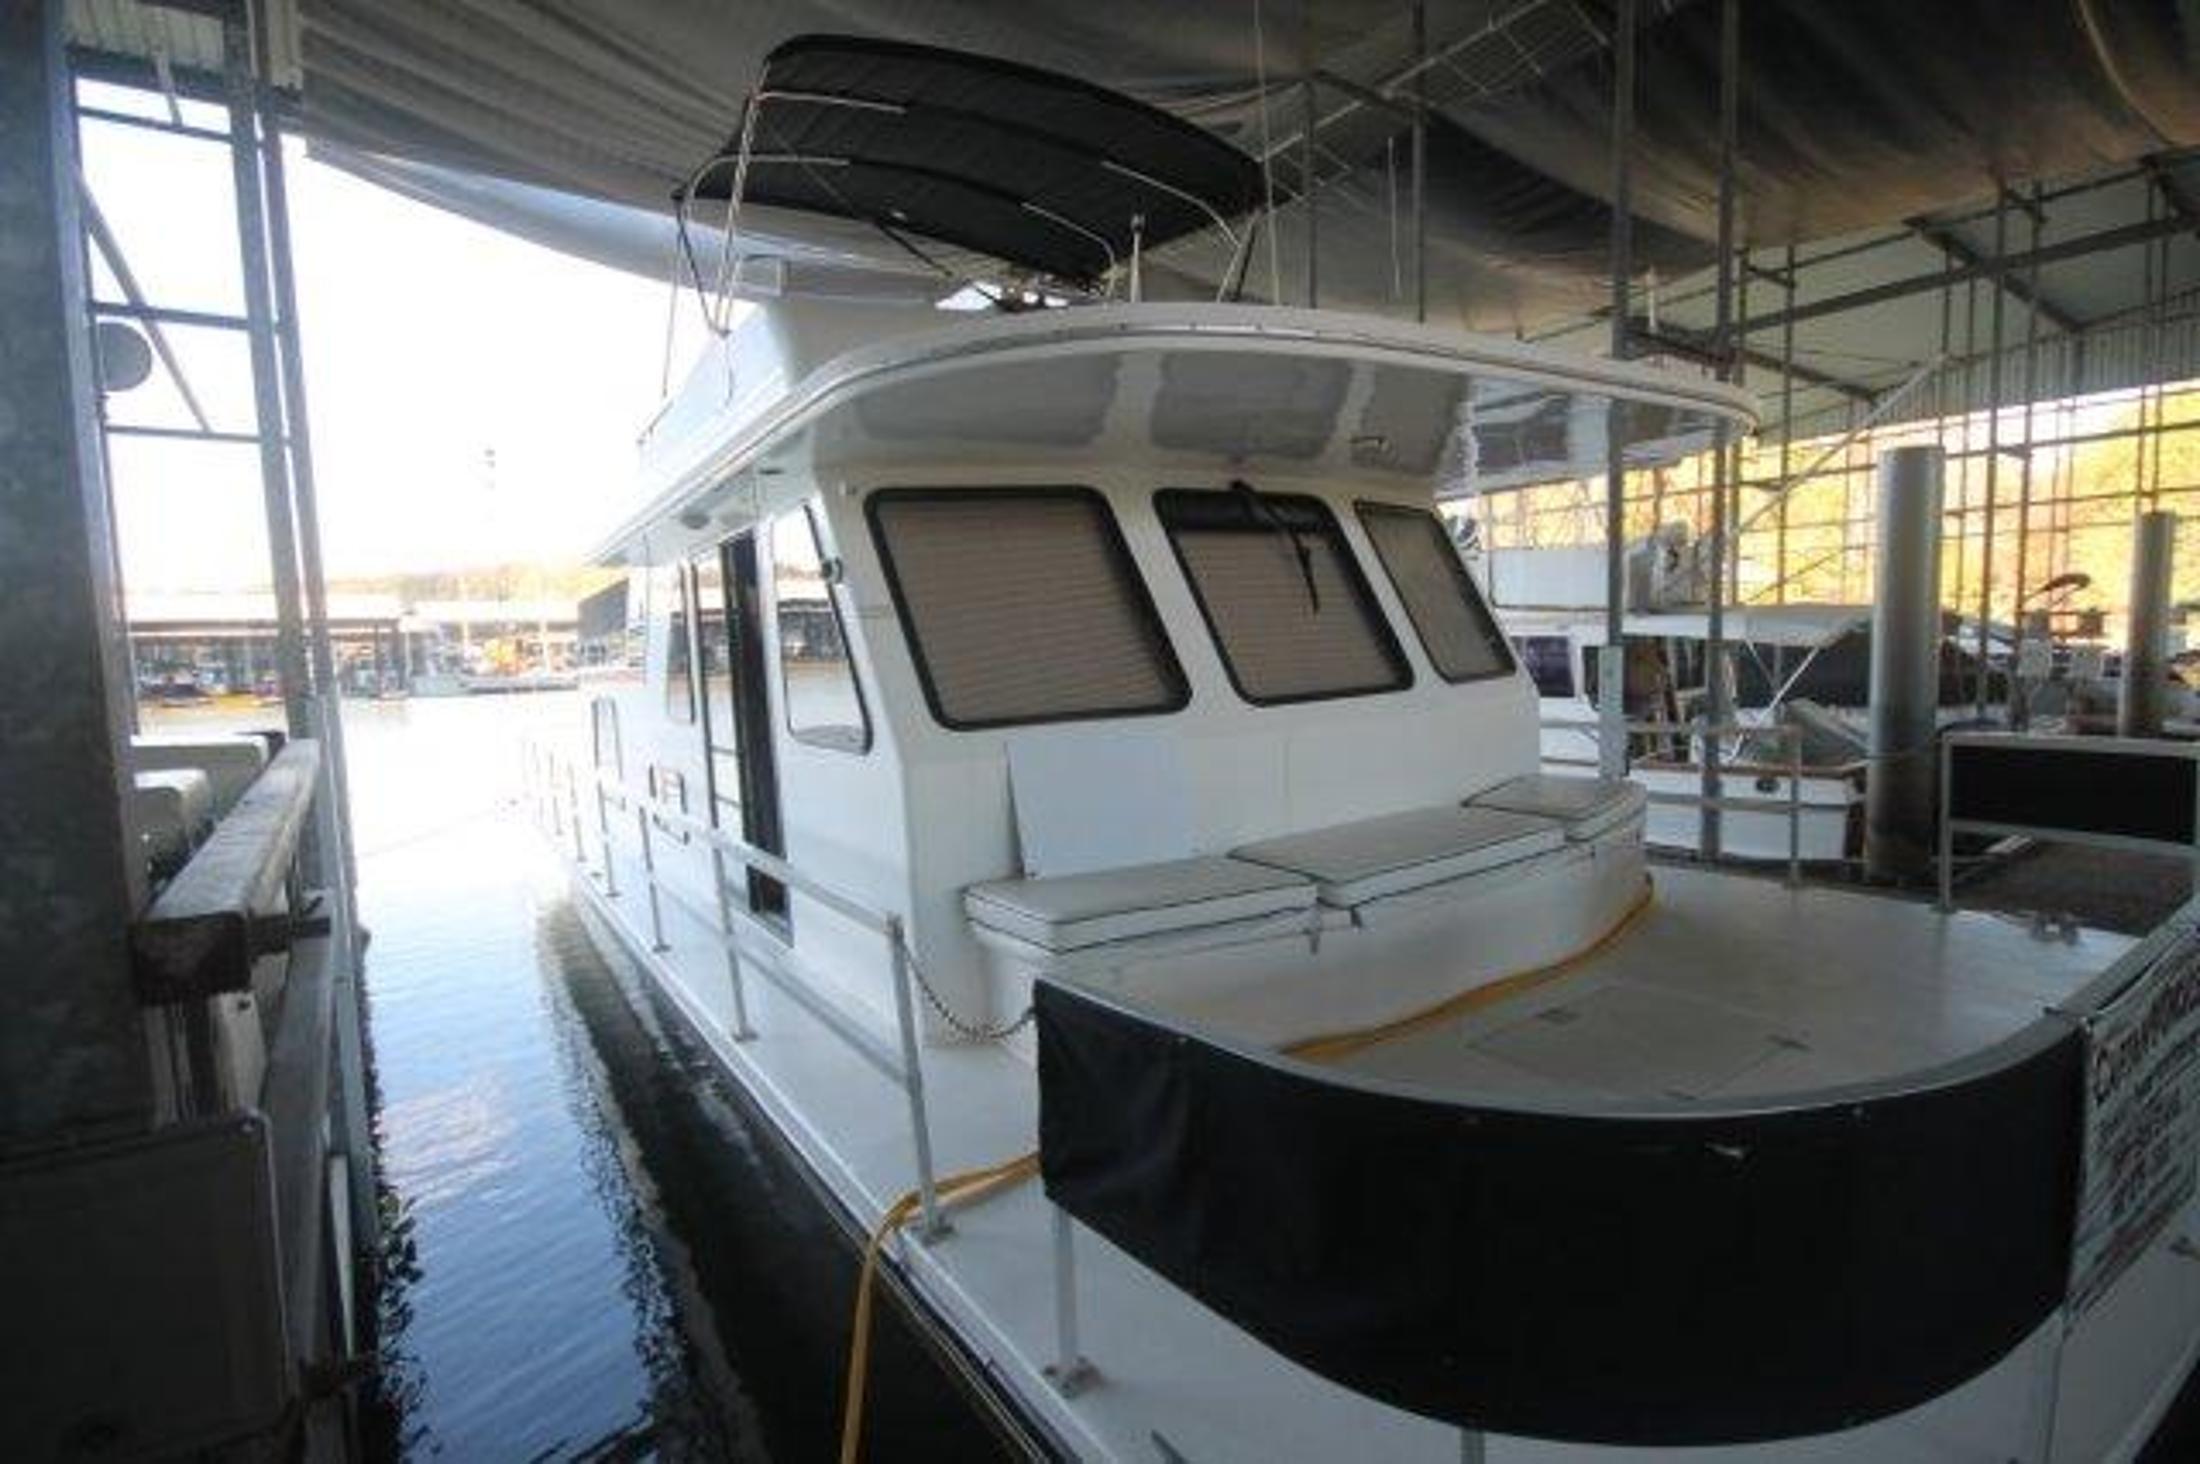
[698,531,787,918]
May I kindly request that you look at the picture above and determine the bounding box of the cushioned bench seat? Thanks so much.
[1231,805,1563,908]
[1469,773,1647,842]
[965,856,1317,953]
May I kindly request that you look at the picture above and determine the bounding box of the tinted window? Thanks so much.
[1356,503,1515,683]
[1515,635,1575,698]
[1158,486,1409,704]
[868,487,1188,729]
[773,504,870,752]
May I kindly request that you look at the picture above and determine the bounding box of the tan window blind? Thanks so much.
[1357,503,1516,683]
[1159,488,1409,704]
[869,488,1187,729]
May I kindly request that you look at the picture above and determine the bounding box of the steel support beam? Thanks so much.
[0,0,155,1141]
[1627,319,1875,405]
[1599,0,1636,780]
[1907,215,2085,335]
[1746,213,2190,335]
[1699,0,1738,860]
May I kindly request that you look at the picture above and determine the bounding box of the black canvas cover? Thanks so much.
[686,35,1265,290]
[1037,978,2083,1445]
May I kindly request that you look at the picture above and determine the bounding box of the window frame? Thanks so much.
[1353,500,1518,686]
[864,484,1191,732]
[772,502,873,754]
[1156,486,1413,708]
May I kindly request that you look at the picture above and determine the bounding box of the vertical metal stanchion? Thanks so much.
[594,772,618,896]
[886,915,945,1239]
[1787,732,1803,888]
[1700,0,1740,859]
[563,760,586,864]
[1046,1206,1096,1394]
[1938,738,1957,911]
[635,801,669,952]
[1599,0,1638,781]
[709,839,756,1041]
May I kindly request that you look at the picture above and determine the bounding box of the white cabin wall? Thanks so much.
[821,463,1541,1040]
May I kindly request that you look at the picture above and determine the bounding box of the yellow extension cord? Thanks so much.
[834,877,1657,1461]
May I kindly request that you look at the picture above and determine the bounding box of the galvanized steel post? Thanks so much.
[2119,510,2178,738]
[1600,0,1638,780]
[1867,446,1947,882]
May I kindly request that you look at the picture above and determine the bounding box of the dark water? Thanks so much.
[233,694,1023,1461]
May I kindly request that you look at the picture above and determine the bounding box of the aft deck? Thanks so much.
[559,770,2191,1461]
[1330,867,2125,1102]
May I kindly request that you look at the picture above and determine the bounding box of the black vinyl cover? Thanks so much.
[689,35,1265,289]
[1036,978,2083,1445]
[1949,742,2199,846]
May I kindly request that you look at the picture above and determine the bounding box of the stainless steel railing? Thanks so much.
[521,704,946,1236]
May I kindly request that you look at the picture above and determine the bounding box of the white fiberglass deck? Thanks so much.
[1333,867,2127,1102]
[566,812,2200,1463]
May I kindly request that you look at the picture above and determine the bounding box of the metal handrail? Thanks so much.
[1542,715,1811,885]
[525,725,945,1235]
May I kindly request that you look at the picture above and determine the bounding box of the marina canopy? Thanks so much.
[65,1,2200,444]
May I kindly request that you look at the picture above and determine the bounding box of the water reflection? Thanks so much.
[144,693,1014,1461]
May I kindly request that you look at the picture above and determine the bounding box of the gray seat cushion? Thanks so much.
[965,855,1316,952]
[1231,805,1563,907]
[1470,773,1647,842]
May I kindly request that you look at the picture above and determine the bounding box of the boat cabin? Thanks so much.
[593,299,1745,1049]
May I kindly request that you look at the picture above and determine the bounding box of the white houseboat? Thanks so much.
[532,36,2200,1462]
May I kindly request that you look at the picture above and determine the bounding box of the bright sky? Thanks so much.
[80,81,683,591]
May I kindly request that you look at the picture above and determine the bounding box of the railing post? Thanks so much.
[1937,737,1957,911]
[709,841,756,1041]
[1787,729,1803,887]
[1046,1205,1096,1395]
[593,772,618,896]
[563,760,586,865]
[885,914,945,1239]
[635,801,669,952]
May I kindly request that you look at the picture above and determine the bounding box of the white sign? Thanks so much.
[2069,920,2200,1317]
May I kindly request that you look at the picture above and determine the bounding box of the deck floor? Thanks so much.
[1336,867,2127,1102]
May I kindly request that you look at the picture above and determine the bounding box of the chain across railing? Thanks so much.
[520,708,950,1238]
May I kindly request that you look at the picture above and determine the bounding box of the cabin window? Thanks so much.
[1355,502,1515,683]
[1515,635,1575,698]
[867,486,1189,729]
[1157,486,1410,705]
[772,504,870,752]
[660,564,695,724]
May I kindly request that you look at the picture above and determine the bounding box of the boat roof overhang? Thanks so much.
[594,302,1757,568]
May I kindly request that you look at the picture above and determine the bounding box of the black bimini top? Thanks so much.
[685,35,1265,291]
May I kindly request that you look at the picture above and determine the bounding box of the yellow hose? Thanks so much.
[835,878,1654,1457]
[1285,877,1655,1065]
[839,1150,1040,1464]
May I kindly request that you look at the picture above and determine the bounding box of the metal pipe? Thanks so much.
[1413,0,1427,323]
[1600,0,1637,780]
[636,801,669,952]
[709,842,756,1040]
[2119,510,2177,738]
[1977,187,2008,718]
[2011,184,2045,729]
[221,14,309,741]
[1866,446,1946,883]
[1300,74,1318,308]
[1699,0,1738,860]
[886,916,944,1238]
